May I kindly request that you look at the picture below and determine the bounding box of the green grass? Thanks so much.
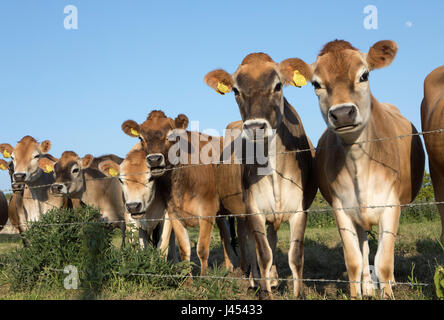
[0,204,441,300]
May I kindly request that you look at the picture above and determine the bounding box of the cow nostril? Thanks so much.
[348,108,356,116]
[330,111,338,121]
[13,173,26,182]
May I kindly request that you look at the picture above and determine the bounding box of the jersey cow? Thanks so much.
[121,110,238,275]
[204,53,318,299]
[98,143,177,259]
[37,151,127,245]
[0,159,27,242]
[0,136,67,224]
[421,65,444,245]
[292,40,425,298]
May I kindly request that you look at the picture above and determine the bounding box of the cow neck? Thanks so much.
[25,171,62,218]
[155,170,173,203]
[77,168,105,206]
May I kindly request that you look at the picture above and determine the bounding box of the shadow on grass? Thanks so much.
[190,235,442,299]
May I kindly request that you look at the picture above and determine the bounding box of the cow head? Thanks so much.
[0,136,52,186]
[121,110,189,177]
[283,40,397,142]
[37,151,93,196]
[204,53,311,142]
[0,159,24,193]
[99,148,156,219]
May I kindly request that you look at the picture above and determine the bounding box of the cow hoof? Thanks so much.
[258,290,273,300]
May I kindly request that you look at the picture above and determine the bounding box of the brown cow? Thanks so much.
[98,143,177,259]
[0,159,27,240]
[292,40,425,298]
[204,53,318,299]
[0,191,7,232]
[121,110,238,275]
[36,151,127,245]
[421,65,444,245]
[0,136,67,224]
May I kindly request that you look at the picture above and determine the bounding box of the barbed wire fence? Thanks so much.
[0,127,443,290]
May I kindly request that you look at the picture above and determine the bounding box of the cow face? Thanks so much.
[204,53,311,142]
[121,110,189,177]
[0,159,25,193]
[99,148,156,219]
[285,40,397,141]
[0,136,52,186]
[38,151,93,196]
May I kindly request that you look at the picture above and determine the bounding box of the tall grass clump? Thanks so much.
[0,206,113,291]
[0,206,186,297]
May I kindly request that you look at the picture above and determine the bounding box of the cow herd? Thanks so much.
[0,39,443,300]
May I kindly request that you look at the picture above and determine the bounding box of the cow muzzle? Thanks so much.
[50,183,68,196]
[241,119,273,141]
[126,202,145,218]
[13,172,27,183]
[328,104,360,132]
[146,154,166,177]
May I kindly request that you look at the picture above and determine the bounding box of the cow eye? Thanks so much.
[34,154,39,159]
[72,168,79,174]
[232,87,240,96]
[359,71,369,82]
[274,83,282,92]
[312,81,321,90]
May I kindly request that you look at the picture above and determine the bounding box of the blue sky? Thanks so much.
[1,0,443,191]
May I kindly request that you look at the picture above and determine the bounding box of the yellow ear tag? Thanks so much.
[108,168,118,177]
[292,70,307,88]
[3,150,11,158]
[130,128,139,137]
[216,82,230,95]
[44,164,53,173]
[0,164,6,170]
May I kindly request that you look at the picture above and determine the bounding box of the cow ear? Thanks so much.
[38,157,56,173]
[204,69,234,95]
[81,154,94,169]
[0,144,13,159]
[98,160,120,177]
[40,140,52,154]
[174,114,189,130]
[367,40,398,70]
[279,58,313,87]
[0,159,8,171]
[122,120,141,138]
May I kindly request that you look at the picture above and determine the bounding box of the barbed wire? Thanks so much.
[26,264,432,287]
[0,127,440,292]
[1,127,443,194]
[1,197,442,231]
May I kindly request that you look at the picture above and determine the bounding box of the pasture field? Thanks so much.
[0,199,441,300]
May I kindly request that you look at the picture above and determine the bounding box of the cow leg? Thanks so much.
[237,217,249,274]
[429,163,444,245]
[167,229,178,263]
[357,227,374,297]
[138,227,149,248]
[170,218,191,263]
[266,224,279,288]
[197,218,215,275]
[246,223,259,289]
[248,214,273,299]
[158,213,173,259]
[335,208,363,299]
[288,210,307,297]
[216,216,234,272]
[375,206,399,299]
